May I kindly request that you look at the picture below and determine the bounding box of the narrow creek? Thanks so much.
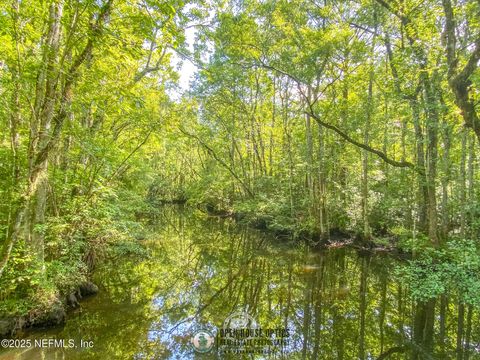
[0,206,477,359]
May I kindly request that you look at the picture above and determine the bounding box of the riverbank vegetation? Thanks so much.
[0,0,480,352]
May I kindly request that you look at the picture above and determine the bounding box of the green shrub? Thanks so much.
[397,238,480,307]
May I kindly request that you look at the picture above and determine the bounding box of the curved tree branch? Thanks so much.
[306,109,416,169]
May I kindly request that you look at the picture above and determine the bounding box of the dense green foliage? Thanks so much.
[0,0,192,317]
[169,0,480,247]
[399,239,480,305]
[0,0,480,356]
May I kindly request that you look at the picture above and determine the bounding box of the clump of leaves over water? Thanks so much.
[397,239,480,307]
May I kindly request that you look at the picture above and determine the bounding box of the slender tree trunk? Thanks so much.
[467,134,475,237]
[362,40,375,239]
[423,77,440,245]
[441,113,452,238]
[411,99,428,234]
[460,129,467,236]
[269,75,276,176]
[305,86,315,223]
[317,120,327,237]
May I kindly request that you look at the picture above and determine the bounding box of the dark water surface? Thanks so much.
[0,206,478,359]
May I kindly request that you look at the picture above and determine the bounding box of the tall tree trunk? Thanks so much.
[317,120,327,237]
[441,111,452,239]
[423,76,440,245]
[467,134,475,237]
[269,75,276,176]
[411,99,428,234]
[0,0,113,278]
[442,0,480,143]
[362,37,375,239]
[305,87,314,212]
[460,129,467,236]
[27,0,64,268]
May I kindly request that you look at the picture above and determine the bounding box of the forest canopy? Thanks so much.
[0,0,479,347]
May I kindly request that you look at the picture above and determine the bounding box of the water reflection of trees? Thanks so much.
[149,208,479,359]
[5,207,477,360]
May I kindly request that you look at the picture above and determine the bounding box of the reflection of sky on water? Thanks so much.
[144,287,303,359]
[145,294,195,359]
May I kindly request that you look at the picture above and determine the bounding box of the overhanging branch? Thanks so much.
[257,59,417,171]
[306,109,416,169]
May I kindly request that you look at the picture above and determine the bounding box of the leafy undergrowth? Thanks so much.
[0,192,151,321]
[397,238,480,306]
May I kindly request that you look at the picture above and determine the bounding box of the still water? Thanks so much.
[0,206,478,359]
